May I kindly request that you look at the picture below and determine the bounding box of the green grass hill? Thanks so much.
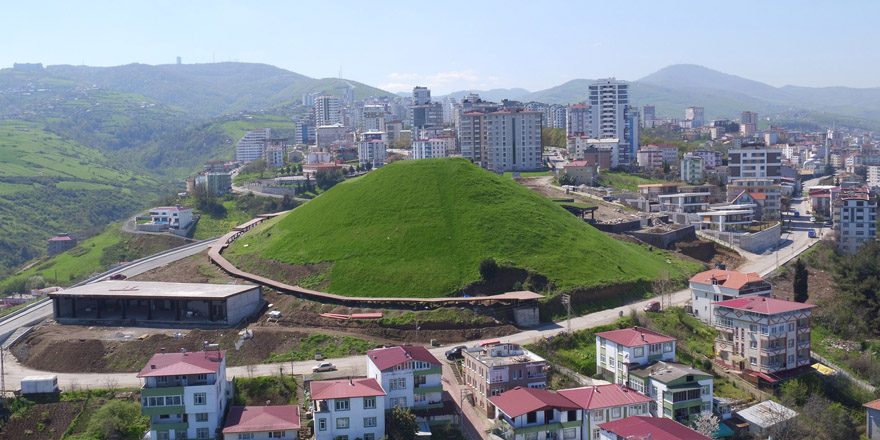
[225,158,700,298]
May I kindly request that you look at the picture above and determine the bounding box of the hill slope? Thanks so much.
[225,158,699,298]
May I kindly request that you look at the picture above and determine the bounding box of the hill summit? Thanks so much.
[225,158,697,298]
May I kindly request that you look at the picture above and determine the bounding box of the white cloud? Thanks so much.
[379,70,504,94]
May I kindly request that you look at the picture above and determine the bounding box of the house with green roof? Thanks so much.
[627,361,713,424]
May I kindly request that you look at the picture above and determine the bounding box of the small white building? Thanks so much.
[307,151,332,164]
[311,378,387,440]
[21,375,59,395]
[689,268,772,323]
[558,384,651,440]
[412,139,448,160]
[138,350,231,440]
[735,400,797,437]
[148,206,194,229]
[681,153,705,184]
[594,327,676,384]
[489,387,581,440]
[222,406,300,440]
[365,345,443,411]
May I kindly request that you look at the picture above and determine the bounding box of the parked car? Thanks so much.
[793,210,800,217]
[643,301,661,313]
[825,221,833,227]
[445,345,467,360]
[312,362,336,372]
[808,230,817,238]
[108,273,127,280]
[810,217,816,223]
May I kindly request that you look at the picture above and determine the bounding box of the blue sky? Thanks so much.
[3,0,877,94]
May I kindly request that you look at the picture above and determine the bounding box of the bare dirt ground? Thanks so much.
[767,265,836,306]
[0,401,80,440]
[518,176,631,222]
[128,252,236,284]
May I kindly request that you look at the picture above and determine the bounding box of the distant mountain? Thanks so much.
[0,62,396,117]
[518,80,593,104]
[439,88,531,102]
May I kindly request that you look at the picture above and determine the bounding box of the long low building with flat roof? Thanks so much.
[50,281,263,327]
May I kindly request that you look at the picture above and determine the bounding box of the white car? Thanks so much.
[312,362,336,372]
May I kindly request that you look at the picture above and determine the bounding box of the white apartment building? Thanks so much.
[594,327,676,384]
[740,111,758,136]
[713,297,815,384]
[315,95,341,127]
[148,206,194,229]
[307,152,332,164]
[833,189,878,254]
[728,146,782,182]
[358,139,386,168]
[489,387,581,440]
[627,362,714,424]
[316,124,347,148]
[311,378,387,440]
[588,79,640,165]
[362,104,386,133]
[636,145,678,170]
[558,385,652,440]
[263,145,284,169]
[727,178,781,220]
[868,166,880,188]
[412,139,448,160]
[485,109,543,173]
[690,149,723,169]
[138,350,231,440]
[681,153,705,183]
[685,106,704,127]
[365,346,443,411]
[235,128,271,163]
[412,86,431,105]
[689,269,772,323]
[566,104,590,136]
[657,192,710,214]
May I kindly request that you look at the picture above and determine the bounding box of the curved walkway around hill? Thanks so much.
[207,212,545,305]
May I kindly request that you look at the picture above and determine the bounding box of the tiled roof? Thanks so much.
[48,236,74,242]
[558,384,651,410]
[599,416,712,440]
[222,406,301,433]
[595,327,676,347]
[310,378,386,400]
[152,206,193,211]
[489,387,579,418]
[366,345,441,370]
[748,192,767,200]
[864,399,880,411]
[137,350,225,377]
[564,161,591,167]
[712,296,815,315]
[689,269,765,290]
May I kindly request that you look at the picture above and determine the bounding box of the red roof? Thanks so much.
[137,350,225,377]
[564,160,591,167]
[48,236,74,242]
[152,206,193,211]
[366,345,440,370]
[595,327,676,347]
[222,406,301,433]
[689,269,765,290]
[310,378,386,400]
[748,192,767,200]
[558,384,651,409]
[712,296,816,315]
[489,387,579,418]
[599,416,711,440]
[864,399,880,411]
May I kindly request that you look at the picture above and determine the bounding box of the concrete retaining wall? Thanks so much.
[739,223,781,253]
[513,306,540,327]
[627,225,696,250]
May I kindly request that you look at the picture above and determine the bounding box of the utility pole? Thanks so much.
[1,346,5,398]
[562,295,571,335]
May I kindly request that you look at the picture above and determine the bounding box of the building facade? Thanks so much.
[681,153,704,184]
[713,297,815,383]
[566,104,590,137]
[558,385,651,440]
[315,95,341,127]
[588,79,639,165]
[311,378,386,440]
[149,206,194,229]
[485,109,543,173]
[412,139,449,160]
[627,361,713,424]
[728,146,782,182]
[236,128,271,163]
[358,139,386,168]
[689,269,772,323]
[489,387,581,440]
[365,346,443,411]
[562,161,597,186]
[833,188,877,254]
[47,234,77,256]
[463,342,547,417]
[594,327,677,384]
[138,350,231,440]
[221,406,300,440]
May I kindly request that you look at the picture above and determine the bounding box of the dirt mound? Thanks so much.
[675,239,743,268]
[129,251,236,284]
[0,401,81,440]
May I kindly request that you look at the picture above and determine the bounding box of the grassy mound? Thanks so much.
[226,158,699,298]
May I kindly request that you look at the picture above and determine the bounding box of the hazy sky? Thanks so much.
[3,1,878,94]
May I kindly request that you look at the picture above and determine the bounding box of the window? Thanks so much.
[336,417,349,429]
[750,341,757,349]
[390,397,407,407]
[364,434,375,440]
[364,417,377,427]
[564,428,577,439]
[491,387,504,397]
[634,347,644,357]
[157,432,170,440]
[414,394,426,403]
[237,435,254,440]
[196,428,209,439]
[363,397,376,409]
[593,429,601,439]
[390,378,407,390]
[702,385,710,395]
[196,374,207,381]
[194,393,206,405]
[195,413,208,422]
[749,324,758,332]
[269,432,286,438]
[664,343,673,352]
[789,355,794,364]
[611,407,621,418]
[592,410,603,420]
[788,323,794,331]
[750,357,757,366]
[335,399,350,411]
[527,411,537,424]
[318,418,327,431]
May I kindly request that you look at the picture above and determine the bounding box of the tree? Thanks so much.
[25,275,46,291]
[85,399,148,439]
[557,173,576,186]
[780,378,809,406]
[385,405,418,440]
[691,412,720,437]
[479,257,498,280]
[793,259,809,303]
[833,241,880,333]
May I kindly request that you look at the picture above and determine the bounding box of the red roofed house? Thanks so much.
[562,160,598,185]
[47,233,77,256]
[462,342,547,417]
[598,415,711,440]
[864,398,880,440]
[365,345,443,411]
[138,349,230,440]
[222,406,300,440]
[558,384,652,439]
[594,327,676,384]
[713,296,815,384]
[311,378,386,440]
[689,268,772,324]
[489,387,582,440]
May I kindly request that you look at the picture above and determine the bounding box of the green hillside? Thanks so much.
[225,158,700,298]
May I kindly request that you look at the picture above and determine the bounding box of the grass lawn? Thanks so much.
[226,158,701,298]
[502,170,552,178]
[265,333,374,363]
[233,376,298,406]
[190,200,254,240]
[527,317,637,376]
[598,172,667,191]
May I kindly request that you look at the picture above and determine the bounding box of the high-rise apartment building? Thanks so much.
[833,188,877,254]
[566,104,590,136]
[642,105,655,126]
[362,105,386,133]
[728,145,781,182]
[589,79,640,165]
[485,109,543,173]
[235,128,271,163]
[685,106,704,127]
[412,86,431,106]
[740,111,758,136]
[315,95,341,127]
[460,111,489,167]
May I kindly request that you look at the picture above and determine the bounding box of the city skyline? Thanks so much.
[3,0,879,95]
